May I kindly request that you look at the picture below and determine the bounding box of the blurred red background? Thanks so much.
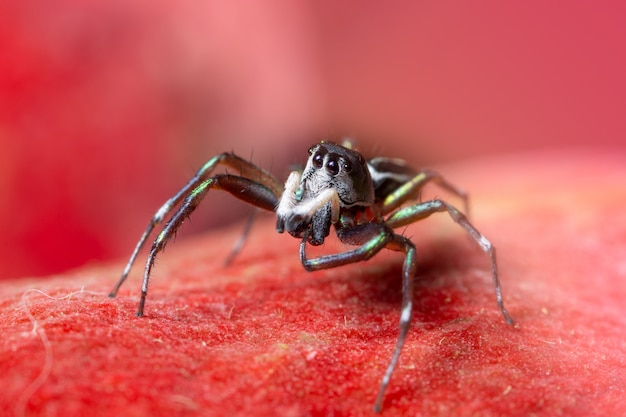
[1,1,625,280]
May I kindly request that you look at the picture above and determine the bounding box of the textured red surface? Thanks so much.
[1,151,625,416]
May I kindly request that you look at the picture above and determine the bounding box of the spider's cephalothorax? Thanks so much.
[276,142,375,245]
[109,140,515,412]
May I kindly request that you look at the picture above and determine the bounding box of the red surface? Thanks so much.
[1,1,626,280]
[1,151,625,416]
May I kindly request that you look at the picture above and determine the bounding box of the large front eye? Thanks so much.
[326,158,340,176]
[312,152,324,168]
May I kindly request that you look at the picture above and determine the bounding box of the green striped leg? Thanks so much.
[109,152,282,315]
[299,224,418,412]
[133,174,279,316]
[381,169,469,216]
[386,199,515,326]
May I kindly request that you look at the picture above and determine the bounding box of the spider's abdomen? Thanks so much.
[367,157,417,202]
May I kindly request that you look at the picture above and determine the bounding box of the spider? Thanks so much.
[109,140,515,412]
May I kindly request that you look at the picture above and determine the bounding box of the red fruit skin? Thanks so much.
[1,150,625,417]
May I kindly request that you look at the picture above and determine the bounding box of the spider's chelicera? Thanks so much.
[109,140,514,412]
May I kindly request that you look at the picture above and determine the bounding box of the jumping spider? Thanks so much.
[109,140,515,412]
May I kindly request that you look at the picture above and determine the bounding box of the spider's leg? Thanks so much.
[299,223,392,270]
[299,224,417,412]
[386,199,515,325]
[135,174,279,317]
[109,174,205,298]
[374,234,416,413]
[223,208,260,266]
[110,153,282,298]
[381,169,469,216]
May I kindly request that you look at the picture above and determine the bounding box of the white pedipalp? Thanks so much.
[291,188,341,225]
[276,171,301,219]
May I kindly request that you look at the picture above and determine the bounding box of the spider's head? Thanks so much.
[276,142,375,246]
[299,142,374,206]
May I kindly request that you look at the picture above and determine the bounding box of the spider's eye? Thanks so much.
[343,160,352,173]
[326,158,340,176]
[312,152,324,168]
